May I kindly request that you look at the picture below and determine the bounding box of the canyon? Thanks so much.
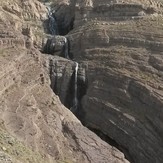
[0,0,163,163]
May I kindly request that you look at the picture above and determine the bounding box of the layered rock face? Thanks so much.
[74,0,162,27]
[64,1,163,163]
[40,1,163,162]
[1,0,163,163]
[0,0,129,163]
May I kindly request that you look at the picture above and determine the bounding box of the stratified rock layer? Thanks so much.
[66,1,163,162]
[40,0,163,162]
[0,0,129,163]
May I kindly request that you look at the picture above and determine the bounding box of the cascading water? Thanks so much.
[44,6,70,59]
[45,4,79,113]
[70,62,78,112]
[64,37,69,59]
[46,7,58,35]
[43,4,133,162]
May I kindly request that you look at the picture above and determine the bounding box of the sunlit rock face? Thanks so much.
[74,0,160,27]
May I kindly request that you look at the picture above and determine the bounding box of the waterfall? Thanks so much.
[71,62,78,112]
[64,37,69,59]
[49,15,58,35]
[47,7,58,35]
[63,39,78,113]
[45,4,79,114]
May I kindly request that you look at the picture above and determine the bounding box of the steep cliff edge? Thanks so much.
[0,0,129,163]
[65,0,163,163]
[39,0,163,162]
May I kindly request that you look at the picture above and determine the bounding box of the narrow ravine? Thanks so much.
[42,4,133,163]
[44,3,80,113]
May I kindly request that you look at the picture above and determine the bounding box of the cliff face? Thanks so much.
[1,0,163,163]
[0,0,129,163]
[66,0,163,163]
[41,1,163,162]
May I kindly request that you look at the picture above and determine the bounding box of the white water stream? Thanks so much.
[71,62,78,111]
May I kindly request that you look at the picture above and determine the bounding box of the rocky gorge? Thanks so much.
[0,0,163,163]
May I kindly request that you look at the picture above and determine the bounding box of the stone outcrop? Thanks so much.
[43,36,69,57]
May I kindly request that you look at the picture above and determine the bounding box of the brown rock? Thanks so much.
[0,0,129,163]
[66,1,163,162]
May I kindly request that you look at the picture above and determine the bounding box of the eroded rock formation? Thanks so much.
[0,0,130,163]
[42,0,163,163]
[1,0,163,163]
[66,1,163,163]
